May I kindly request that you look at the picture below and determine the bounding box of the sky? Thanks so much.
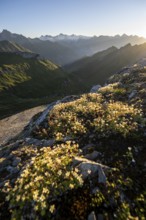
[0,0,146,38]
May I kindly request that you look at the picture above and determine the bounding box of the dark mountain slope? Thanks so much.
[0,52,84,119]
[59,33,146,59]
[64,46,118,72]
[69,43,146,88]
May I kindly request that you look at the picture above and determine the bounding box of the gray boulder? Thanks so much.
[128,90,137,99]
[90,85,101,93]
[88,211,96,220]
[74,157,108,184]
[84,151,101,161]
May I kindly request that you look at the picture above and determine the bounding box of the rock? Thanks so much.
[32,101,58,128]
[97,214,104,220]
[7,155,14,160]
[128,90,137,99]
[89,134,95,139]
[21,101,57,137]
[88,211,96,220]
[7,165,19,174]
[90,85,101,93]
[120,192,125,202]
[142,99,146,105]
[84,151,101,161]
[12,157,21,167]
[25,137,37,145]
[76,157,108,184]
[0,181,5,188]
[72,156,87,167]
[98,166,107,184]
[82,144,95,154]
[0,158,11,167]
[25,138,55,147]
[63,136,73,141]
[61,95,79,103]
[42,139,55,147]
[92,187,100,194]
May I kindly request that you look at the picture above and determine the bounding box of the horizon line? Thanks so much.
[0,29,146,39]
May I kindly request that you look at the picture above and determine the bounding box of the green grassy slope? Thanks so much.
[68,43,146,88]
[0,40,32,53]
[0,53,84,119]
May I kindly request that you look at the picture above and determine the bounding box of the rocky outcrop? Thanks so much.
[75,157,108,183]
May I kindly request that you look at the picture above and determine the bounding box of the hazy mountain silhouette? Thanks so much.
[0,30,146,65]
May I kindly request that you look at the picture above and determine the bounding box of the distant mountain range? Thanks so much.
[40,33,90,41]
[0,30,146,65]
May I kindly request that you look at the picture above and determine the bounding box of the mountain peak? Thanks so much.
[1,29,12,36]
[2,29,11,33]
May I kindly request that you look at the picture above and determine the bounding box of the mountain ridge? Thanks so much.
[67,42,146,88]
[40,33,91,41]
[1,29,146,65]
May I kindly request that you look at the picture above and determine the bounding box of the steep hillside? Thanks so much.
[0,52,84,119]
[1,30,146,65]
[68,43,146,88]
[64,46,118,72]
[0,40,32,53]
[0,62,146,219]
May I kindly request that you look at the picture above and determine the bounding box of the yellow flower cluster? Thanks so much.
[39,93,144,140]
[92,100,142,137]
[7,141,83,218]
[98,83,126,96]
